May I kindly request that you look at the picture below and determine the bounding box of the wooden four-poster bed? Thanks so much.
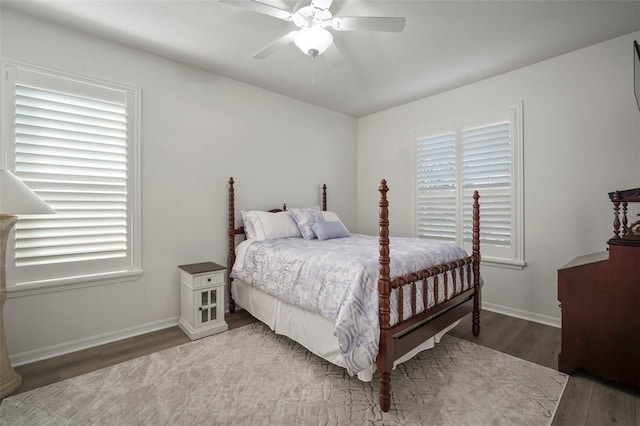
[227,177,481,412]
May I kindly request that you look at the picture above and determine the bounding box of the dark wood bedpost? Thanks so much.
[228,177,236,314]
[472,191,481,337]
[376,179,392,412]
[322,184,327,211]
[612,191,621,239]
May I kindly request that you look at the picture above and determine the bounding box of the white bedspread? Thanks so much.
[231,234,472,375]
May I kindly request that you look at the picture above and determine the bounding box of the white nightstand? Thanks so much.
[178,262,228,340]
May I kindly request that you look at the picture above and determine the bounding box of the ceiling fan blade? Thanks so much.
[323,43,344,68]
[253,31,299,59]
[268,0,291,10]
[332,16,406,32]
[311,0,333,10]
[220,0,293,21]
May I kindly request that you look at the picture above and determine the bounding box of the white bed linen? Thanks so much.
[231,278,459,382]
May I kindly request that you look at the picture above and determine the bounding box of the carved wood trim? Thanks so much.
[612,191,621,240]
[376,179,391,413]
[609,188,640,246]
[322,184,327,212]
[228,177,236,314]
[472,190,481,337]
[390,290,475,338]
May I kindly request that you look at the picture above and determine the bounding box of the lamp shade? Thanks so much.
[0,169,55,215]
[294,27,333,56]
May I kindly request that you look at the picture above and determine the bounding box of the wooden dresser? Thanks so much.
[557,188,640,389]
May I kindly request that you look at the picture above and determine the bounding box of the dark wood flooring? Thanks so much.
[8,310,640,425]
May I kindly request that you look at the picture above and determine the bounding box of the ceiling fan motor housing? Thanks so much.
[292,5,333,29]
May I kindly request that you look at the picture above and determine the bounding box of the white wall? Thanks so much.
[357,31,640,325]
[2,7,639,364]
[1,9,357,363]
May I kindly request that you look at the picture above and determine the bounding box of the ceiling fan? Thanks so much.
[221,0,406,60]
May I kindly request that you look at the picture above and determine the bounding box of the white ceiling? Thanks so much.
[3,0,640,117]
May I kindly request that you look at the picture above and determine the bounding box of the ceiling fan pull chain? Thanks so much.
[310,55,316,85]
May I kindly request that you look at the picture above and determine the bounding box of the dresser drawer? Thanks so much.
[193,271,224,289]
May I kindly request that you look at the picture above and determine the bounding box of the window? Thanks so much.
[2,62,141,293]
[415,104,524,268]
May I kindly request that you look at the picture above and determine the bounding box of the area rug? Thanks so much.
[0,322,567,425]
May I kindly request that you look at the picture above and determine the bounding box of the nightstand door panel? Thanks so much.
[195,287,218,327]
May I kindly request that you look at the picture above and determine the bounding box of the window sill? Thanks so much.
[481,257,526,270]
[6,269,143,298]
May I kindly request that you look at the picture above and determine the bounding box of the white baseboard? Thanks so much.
[10,316,180,367]
[10,303,558,366]
[482,302,561,328]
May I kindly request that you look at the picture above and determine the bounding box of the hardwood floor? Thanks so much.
[8,309,640,425]
[11,310,255,396]
[448,311,640,426]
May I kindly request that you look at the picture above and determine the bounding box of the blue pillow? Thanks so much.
[311,221,350,241]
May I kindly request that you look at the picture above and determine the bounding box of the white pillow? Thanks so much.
[241,210,302,240]
[322,211,349,232]
[241,211,258,240]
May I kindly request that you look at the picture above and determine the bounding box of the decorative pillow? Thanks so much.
[288,206,325,240]
[311,221,350,241]
[241,210,301,240]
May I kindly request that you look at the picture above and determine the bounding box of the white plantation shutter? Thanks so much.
[416,133,457,241]
[415,105,523,267]
[462,122,512,248]
[3,63,141,290]
[15,85,128,266]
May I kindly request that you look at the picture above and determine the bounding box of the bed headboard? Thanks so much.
[227,178,327,237]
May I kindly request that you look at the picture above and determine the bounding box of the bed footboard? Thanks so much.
[376,180,481,412]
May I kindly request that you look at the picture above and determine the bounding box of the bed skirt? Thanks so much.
[231,279,459,382]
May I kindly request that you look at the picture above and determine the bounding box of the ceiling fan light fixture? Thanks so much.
[294,27,333,57]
